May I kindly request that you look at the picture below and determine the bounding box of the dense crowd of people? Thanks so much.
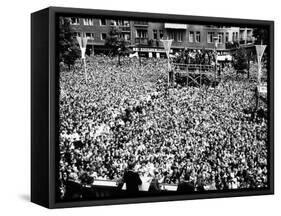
[58,55,268,198]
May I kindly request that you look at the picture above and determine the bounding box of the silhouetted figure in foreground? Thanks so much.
[177,173,195,193]
[123,162,142,195]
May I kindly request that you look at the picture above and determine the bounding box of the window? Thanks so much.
[189,31,194,43]
[247,30,252,38]
[167,32,183,42]
[70,18,79,25]
[123,21,130,26]
[100,19,106,26]
[123,33,130,41]
[233,32,239,41]
[195,32,201,43]
[207,32,214,43]
[116,20,123,26]
[136,30,148,38]
[83,18,94,26]
[101,33,107,40]
[177,32,183,42]
[73,32,80,37]
[168,32,176,40]
[110,20,116,26]
[86,33,94,38]
[120,33,130,41]
[114,20,129,26]
[218,32,224,44]
[159,30,164,39]
[225,32,229,42]
[240,30,245,40]
[153,30,158,40]
[111,20,125,26]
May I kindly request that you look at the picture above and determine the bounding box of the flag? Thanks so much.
[77,34,88,59]
[255,45,267,83]
[161,39,173,59]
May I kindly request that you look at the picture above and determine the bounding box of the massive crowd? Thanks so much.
[59,55,268,197]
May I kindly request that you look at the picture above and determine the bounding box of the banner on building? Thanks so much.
[77,34,88,59]
[161,39,173,71]
[161,39,173,58]
[255,45,267,83]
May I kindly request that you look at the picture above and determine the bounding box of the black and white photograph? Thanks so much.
[1,0,281,214]
[57,14,272,202]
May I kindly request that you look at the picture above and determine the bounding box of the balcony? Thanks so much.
[134,21,149,27]
[87,39,95,44]
[238,39,245,44]
[119,26,130,32]
[246,37,254,43]
[135,38,149,45]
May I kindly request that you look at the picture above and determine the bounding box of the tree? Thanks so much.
[233,47,249,75]
[225,41,239,50]
[105,26,130,65]
[59,17,80,70]
[253,28,269,45]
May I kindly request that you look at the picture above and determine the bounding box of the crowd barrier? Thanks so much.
[93,179,178,191]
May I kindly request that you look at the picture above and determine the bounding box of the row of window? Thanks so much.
[206,32,239,44]
[135,30,240,43]
[74,32,131,41]
[71,18,128,26]
[70,18,249,44]
[74,29,242,44]
[167,31,239,44]
[188,31,201,43]
[135,29,164,40]
[74,32,107,40]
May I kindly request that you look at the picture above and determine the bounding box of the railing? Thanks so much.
[135,38,149,45]
[240,39,254,45]
[134,21,149,26]
[91,179,178,191]
[246,38,254,44]
[87,39,95,44]
[119,26,130,32]
[173,63,215,72]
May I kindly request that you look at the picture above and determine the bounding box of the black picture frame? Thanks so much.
[31,6,274,209]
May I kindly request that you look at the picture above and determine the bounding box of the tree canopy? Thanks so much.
[104,26,130,64]
[233,47,249,72]
[253,28,269,45]
[59,17,80,70]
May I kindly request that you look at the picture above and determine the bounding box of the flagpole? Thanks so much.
[77,33,89,84]
[255,44,266,85]
[167,57,170,86]
[161,39,173,87]
[83,58,88,84]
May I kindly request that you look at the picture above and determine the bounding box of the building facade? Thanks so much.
[68,17,255,57]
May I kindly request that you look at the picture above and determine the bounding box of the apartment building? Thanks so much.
[68,17,254,57]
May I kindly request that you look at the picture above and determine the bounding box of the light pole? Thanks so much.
[213,36,219,82]
[160,39,173,86]
[137,38,141,66]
